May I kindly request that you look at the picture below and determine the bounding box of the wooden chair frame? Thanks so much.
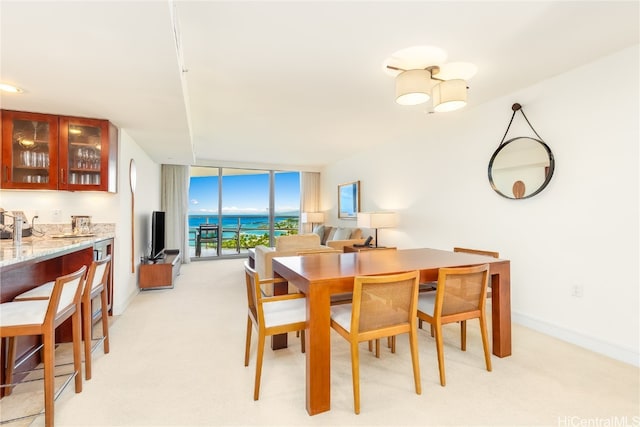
[330,270,421,414]
[419,247,499,330]
[82,256,111,380]
[13,257,112,381]
[417,263,492,386]
[243,262,306,400]
[1,266,86,427]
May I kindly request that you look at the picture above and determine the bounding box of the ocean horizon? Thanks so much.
[189,214,299,237]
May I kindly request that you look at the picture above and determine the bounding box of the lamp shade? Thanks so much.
[357,212,398,229]
[301,212,324,223]
[432,79,467,112]
[395,69,432,106]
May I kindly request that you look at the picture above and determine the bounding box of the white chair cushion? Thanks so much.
[13,281,54,300]
[90,263,108,292]
[0,300,49,327]
[262,298,306,328]
[14,275,83,315]
[330,303,353,332]
[417,293,436,316]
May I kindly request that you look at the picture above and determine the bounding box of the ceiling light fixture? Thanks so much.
[432,79,467,112]
[383,46,476,112]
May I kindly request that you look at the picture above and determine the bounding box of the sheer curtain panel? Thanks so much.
[300,172,321,233]
[161,164,191,264]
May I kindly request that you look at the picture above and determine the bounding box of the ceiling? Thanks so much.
[1,1,638,171]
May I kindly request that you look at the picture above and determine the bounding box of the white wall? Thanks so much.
[0,128,161,315]
[321,45,639,366]
[115,129,161,314]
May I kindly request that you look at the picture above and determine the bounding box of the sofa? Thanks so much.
[254,233,340,284]
[312,225,368,251]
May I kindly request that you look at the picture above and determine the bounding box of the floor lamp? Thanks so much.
[357,212,398,247]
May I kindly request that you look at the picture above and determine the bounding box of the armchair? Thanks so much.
[254,234,340,294]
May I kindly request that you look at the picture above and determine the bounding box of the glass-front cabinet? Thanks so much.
[59,116,110,191]
[1,110,117,192]
[1,111,59,189]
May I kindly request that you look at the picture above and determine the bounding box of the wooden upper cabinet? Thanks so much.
[1,110,60,190]
[59,116,117,192]
[1,110,117,192]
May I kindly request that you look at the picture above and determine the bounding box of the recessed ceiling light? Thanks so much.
[0,83,23,93]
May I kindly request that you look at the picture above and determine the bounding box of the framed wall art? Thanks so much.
[338,180,360,219]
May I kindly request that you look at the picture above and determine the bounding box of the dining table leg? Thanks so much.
[305,283,332,415]
[490,262,512,357]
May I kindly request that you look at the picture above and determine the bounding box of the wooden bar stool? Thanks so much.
[1,266,86,427]
[14,256,112,380]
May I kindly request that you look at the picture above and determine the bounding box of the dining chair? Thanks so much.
[243,262,306,400]
[13,256,112,380]
[417,263,492,387]
[453,247,499,298]
[330,270,421,414]
[1,265,87,427]
[418,247,499,330]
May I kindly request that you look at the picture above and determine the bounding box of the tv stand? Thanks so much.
[139,249,181,290]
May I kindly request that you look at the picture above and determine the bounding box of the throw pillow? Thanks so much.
[312,225,325,241]
[332,227,352,240]
[351,228,363,239]
[325,226,337,243]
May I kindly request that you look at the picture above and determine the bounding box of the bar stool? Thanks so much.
[14,256,112,380]
[1,266,86,427]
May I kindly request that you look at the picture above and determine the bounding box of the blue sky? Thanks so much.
[189,171,300,215]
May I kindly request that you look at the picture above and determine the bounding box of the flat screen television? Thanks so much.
[150,211,166,260]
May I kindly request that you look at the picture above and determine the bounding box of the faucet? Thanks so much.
[0,211,26,243]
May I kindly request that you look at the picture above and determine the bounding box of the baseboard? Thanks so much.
[512,311,639,367]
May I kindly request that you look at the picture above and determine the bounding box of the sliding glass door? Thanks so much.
[189,167,300,260]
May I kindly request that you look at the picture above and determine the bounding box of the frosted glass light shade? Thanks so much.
[395,70,431,105]
[357,212,398,229]
[301,212,324,223]
[432,79,467,112]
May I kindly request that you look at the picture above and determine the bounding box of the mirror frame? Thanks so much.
[338,180,360,219]
[488,137,555,200]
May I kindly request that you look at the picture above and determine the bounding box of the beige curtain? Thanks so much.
[300,172,321,233]
[161,164,191,264]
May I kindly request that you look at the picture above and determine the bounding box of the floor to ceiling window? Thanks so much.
[188,167,300,260]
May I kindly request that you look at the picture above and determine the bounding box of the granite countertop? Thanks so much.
[0,229,115,268]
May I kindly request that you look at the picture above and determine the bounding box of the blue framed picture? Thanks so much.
[338,181,360,219]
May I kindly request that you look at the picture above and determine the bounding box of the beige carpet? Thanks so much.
[2,258,638,426]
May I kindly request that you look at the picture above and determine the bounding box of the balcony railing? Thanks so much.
[188,215,299,259]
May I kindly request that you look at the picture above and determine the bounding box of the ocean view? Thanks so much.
[189,214,299,239]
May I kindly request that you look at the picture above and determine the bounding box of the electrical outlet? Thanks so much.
[51,209,62,222]
[571,285,584,298]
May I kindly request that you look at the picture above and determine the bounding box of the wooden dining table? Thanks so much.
[271,247,511,416]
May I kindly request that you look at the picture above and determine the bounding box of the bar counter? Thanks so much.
[0,233,114,268]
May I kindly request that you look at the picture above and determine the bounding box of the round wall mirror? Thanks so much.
[488,137,555,199]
